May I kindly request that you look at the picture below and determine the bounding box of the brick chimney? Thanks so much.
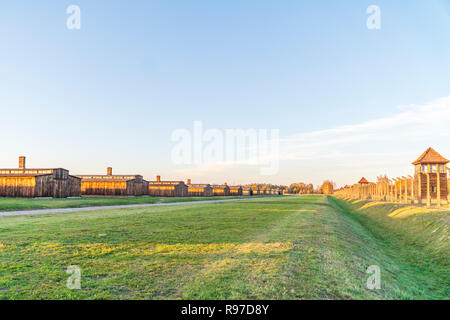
[107,167,112,176]
[187,179,191,185]
[19,156,26,169]
[156,175,161,182]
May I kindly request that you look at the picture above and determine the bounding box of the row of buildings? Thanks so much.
[0,157,282,198]
[335,148,449,207]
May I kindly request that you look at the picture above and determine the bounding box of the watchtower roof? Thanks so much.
[412,147,449,165]
[358,177,369,184]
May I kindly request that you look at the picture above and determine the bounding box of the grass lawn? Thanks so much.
[0,195,448,299]
[0,195,258,212]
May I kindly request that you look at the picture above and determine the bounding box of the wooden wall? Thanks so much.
[188,186,213,197]
[81,179,148,196]
[0,176,36,197]
[134,180,149,196]
[229,187,243,196]
[0,174,81,198]
[174,184,188,197]
[415,173,448,200]
[149,184,188,197]
[48,176,82,198]
[212,187,230,196]
[82,181,128,196]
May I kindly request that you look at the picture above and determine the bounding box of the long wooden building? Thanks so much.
[77,167,148,196]
[186,179,213,197]
[0,156,81,198]
[229,185,243,196]
[148,175,188,197]
[242,187,253,196]
[211,184,230,196]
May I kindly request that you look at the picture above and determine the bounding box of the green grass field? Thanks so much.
[0,195,255,212]
[0,195,448,299]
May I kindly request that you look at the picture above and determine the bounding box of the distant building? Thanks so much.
[0,156,81,198]
[229,185,243,196]
[77,167,148,196]
[321,181,334,195]
[242,187,253,196]
[186,179,213,197]
[412,147,449,204]
[211,184,230,196]
[148,175,188,197]
[357,177,373,199]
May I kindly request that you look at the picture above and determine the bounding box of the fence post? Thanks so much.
[417,171,422,205]
[437,167,441,208]
[447,167,450,205]
[389,180,395,202]
[403,177,408,204]
[408,175,414,204]
[426,172,431,207]
[393,178,398,203]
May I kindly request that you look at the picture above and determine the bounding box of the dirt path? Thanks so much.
[0,197,280,217]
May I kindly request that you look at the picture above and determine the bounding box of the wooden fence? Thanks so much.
[335,169,450,208]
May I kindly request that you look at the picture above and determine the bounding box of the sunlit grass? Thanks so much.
[359,202,386,210]
[0,241,293,258]
[0,195,448,299]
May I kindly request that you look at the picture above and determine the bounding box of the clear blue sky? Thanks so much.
[1,1,449,186]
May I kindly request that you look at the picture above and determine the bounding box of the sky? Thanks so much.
[0,0,449,187]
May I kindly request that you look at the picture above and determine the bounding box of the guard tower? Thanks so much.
[412,147,449,206]
[358,177,370,199]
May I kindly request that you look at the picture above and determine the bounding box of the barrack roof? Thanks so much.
[187,184,211,188]
[77,175,142,182]
[0,168,65,177]
[149,181,185,185]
